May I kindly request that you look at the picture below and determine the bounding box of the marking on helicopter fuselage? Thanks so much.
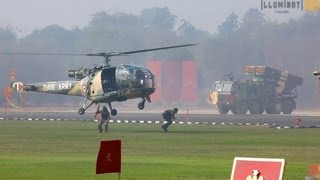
[43,84,56,91]
[82,85,86,93]
[58,83,72,90]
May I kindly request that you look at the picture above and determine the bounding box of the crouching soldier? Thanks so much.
[161,108,178,132]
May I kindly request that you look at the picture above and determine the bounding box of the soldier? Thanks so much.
[95,105,111,133]
[161,108,178,132]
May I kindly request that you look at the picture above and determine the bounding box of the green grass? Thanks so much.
[0,120,319,180]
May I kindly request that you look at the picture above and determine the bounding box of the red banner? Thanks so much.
[96,140,121,174]
[146,61,162,102]
[162,61,181,102]
[181,61,198,101]
[231,157,285,180]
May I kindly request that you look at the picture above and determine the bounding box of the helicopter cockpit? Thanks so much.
[120,64,155,89]
[100,64,155,93]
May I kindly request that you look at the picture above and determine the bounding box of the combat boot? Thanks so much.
[161,125,168,132]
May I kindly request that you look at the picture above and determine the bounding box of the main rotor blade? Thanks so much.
[0,43,196,57]
[118,44,196,56]
[0,52,86,56]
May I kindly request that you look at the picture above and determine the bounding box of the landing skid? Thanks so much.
[138,96,151,110]
[108,102,117,116]
[78,101,94,115]
[78,96,151,115]
[138,99,145,110]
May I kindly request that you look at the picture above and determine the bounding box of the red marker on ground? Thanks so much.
[295,117,301,126]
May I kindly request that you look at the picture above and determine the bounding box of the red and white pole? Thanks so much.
[186,109,189,123]
[295,117,301,126]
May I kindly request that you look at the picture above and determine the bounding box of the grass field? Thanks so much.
[0,120,319,180]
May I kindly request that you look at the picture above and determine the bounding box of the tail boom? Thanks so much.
[12,81,84,96]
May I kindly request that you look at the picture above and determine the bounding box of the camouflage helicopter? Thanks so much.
[2,44,195,116]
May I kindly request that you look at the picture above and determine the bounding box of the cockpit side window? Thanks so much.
[135,69,145,86]
[101,68,118,93]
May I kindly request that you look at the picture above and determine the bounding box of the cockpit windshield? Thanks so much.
[121,64,154,88]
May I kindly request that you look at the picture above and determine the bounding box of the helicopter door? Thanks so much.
[101,68,119,93]
[135,69,146,87]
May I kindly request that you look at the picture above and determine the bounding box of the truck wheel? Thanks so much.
[249,100,264,114]
[282,99,296,114]
[237,101,248,114]
[265,101,281,114]
[218,106,229,114]
[231,108,238,114]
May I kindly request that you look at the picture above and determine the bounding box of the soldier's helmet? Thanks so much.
[173,108,178,113]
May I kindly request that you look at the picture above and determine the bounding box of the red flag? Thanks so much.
[96,140,121,174]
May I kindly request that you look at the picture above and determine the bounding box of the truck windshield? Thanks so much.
[222,83,232,92]
[213,83,223,91]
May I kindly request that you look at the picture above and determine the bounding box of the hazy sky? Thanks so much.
[0,0,304,37]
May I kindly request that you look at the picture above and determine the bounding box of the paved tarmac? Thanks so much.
[1,110,320,129]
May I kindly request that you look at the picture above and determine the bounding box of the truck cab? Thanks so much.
[209,81,236,114]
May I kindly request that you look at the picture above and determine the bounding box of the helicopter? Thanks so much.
[2,44,195,116]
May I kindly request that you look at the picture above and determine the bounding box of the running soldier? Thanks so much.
[161,108,178,132]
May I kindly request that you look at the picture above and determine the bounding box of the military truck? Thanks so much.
[208,66,303,114]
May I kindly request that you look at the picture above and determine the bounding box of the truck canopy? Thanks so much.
[243,66,303,94]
